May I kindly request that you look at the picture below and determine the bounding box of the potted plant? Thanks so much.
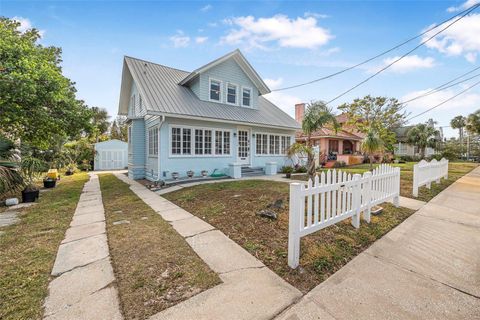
[21,157,46,203]
[187,170,194,178]
[201,170,208,178]
[171,172,179,180]
[65,163,76,176]
[280,166,294,178]
[43,177,56,188]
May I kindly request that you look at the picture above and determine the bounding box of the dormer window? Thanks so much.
[209,79,221,101]
[227,83,238,105]
[242,87,251,107]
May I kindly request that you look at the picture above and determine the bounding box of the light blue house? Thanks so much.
[117,49,300,181]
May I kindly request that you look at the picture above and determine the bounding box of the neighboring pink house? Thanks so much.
[294,103,365,166]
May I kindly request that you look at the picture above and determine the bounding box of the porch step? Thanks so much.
[241,167,265,177]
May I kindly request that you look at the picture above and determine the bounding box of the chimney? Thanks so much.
[295,103,305,123]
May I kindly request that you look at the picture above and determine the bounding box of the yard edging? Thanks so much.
[43,173,122,320]
[114,173,303,320]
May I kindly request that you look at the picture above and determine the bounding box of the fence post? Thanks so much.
[351,174,361,229]
[362,171,372,223]
[288,183,302,269]
[393,167,400,207]
[413,163,419,197]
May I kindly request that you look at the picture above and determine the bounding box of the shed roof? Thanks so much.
[118,54,300,130]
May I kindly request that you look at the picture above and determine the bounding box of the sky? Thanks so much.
[2,0,480,138]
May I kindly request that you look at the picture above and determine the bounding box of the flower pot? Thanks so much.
[171,172,179,180]
[187,171,194,178]
[65,170,74,176]
[22,189,39,203]
[43,179,56,188]
[201,170,208,178]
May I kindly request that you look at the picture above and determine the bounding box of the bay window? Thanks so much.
[170,126,230,156]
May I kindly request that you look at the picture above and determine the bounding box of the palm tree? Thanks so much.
[406,123,439,159]
[289,101,339,177]
[90,107,110,142]
[466,109,480,136]
[361,130,384,169]
[0,136,23,197]
[450,115,466,156]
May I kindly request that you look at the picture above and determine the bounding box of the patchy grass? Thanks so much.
[0,173,89,320]
[164,180,415,293]
[293,162,478,202]
[99,174,220,320]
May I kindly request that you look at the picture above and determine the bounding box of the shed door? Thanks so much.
[100,150,124,170]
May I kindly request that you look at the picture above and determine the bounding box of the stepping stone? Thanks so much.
[70,211,105,227]
[7,202,37,210]
[170,216,214,238]
[62,221,106,244]
[44,258,115,316]
[113,220,130,225]
[0,212,20,227]
[158,208,193,222]
[51,234,109,276]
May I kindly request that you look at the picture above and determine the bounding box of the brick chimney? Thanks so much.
[295,103,305,123]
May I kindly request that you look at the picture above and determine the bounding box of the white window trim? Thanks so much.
[209,77,223,103]
[168,124,232,158]
[226,82,239,106]
[254,132,292,156]
[241,86,253,107]
[148,126,159,157]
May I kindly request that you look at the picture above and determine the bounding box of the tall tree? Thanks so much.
[0,17,91,149]
[288,101,339,177]
[406,122,439,159]
[110,116,128,141]
[450,115,466,156]
[466,109,480,136]
[338,95,406,150]
[361,130,384,169]
[90,107,110,142]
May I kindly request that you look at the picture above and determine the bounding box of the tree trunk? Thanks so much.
[369,154,374,170]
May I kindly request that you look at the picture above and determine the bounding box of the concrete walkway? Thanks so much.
[114,173,302,320]
[276,166,480,320]
[43,174,122,320]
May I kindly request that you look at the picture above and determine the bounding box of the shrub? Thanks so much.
[280,166,294,174]
[333,161,346,168]
[294,164,307,173]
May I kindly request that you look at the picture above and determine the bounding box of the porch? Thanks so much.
[315,138,363,166]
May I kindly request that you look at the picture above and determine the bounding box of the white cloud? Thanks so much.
[169,30,190,48]
[401,87,480,111]
[422,13,480,62]
[201,4,212,12]
[304,12,329,19]
[221,14,333,50]
[12,16,45,37]
[263,77,302,117]
[369,55,435,73]
[447,0,478,12]
[195,36,208,44]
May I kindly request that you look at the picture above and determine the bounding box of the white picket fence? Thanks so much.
[288,164,400,268]
[412,158,449,197]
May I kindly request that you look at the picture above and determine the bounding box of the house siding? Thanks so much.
[195,59,259,109]
[144,116,295,181]
[128,118,146,179]
[128,81,147,118]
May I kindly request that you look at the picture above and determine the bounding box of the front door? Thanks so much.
[237,128,250,165]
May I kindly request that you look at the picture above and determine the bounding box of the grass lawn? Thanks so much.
[99,174,220,320]
[292,162,479,202]
[164,180,415,293]
[0,173,89,320]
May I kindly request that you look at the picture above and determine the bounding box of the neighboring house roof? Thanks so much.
[179,49,271,95]
[118,54,300,130]
[296,127,364,141]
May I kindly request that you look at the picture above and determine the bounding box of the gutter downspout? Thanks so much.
[155,115,166,183]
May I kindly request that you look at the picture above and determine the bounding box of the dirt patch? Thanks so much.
[164,180,414,293]
[99,174,220,320]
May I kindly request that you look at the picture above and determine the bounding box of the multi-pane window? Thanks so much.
[195,129,203,155]
[128,126,132,153]
[256,133,290,156]
[148,127,158,155]
[182,128,191,155]
[171,128,181,155]
[204,130,212,154]
[227,83,237,104]
[242,88,251,106]
[171,126,230,156]
[139,95,143,110]
[210,79,221,101]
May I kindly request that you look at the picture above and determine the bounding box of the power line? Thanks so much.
[399,70,480,104]
[325,4,479,105]
[272,3,480,92]
[406,79,480,122]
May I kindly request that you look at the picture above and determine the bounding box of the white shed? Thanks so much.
[94,139,128,170]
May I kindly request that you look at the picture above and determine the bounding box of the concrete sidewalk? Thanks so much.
[276,166,480,320]
[43,174,122,320]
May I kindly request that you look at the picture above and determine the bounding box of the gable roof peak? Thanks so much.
[178,49,271,95]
